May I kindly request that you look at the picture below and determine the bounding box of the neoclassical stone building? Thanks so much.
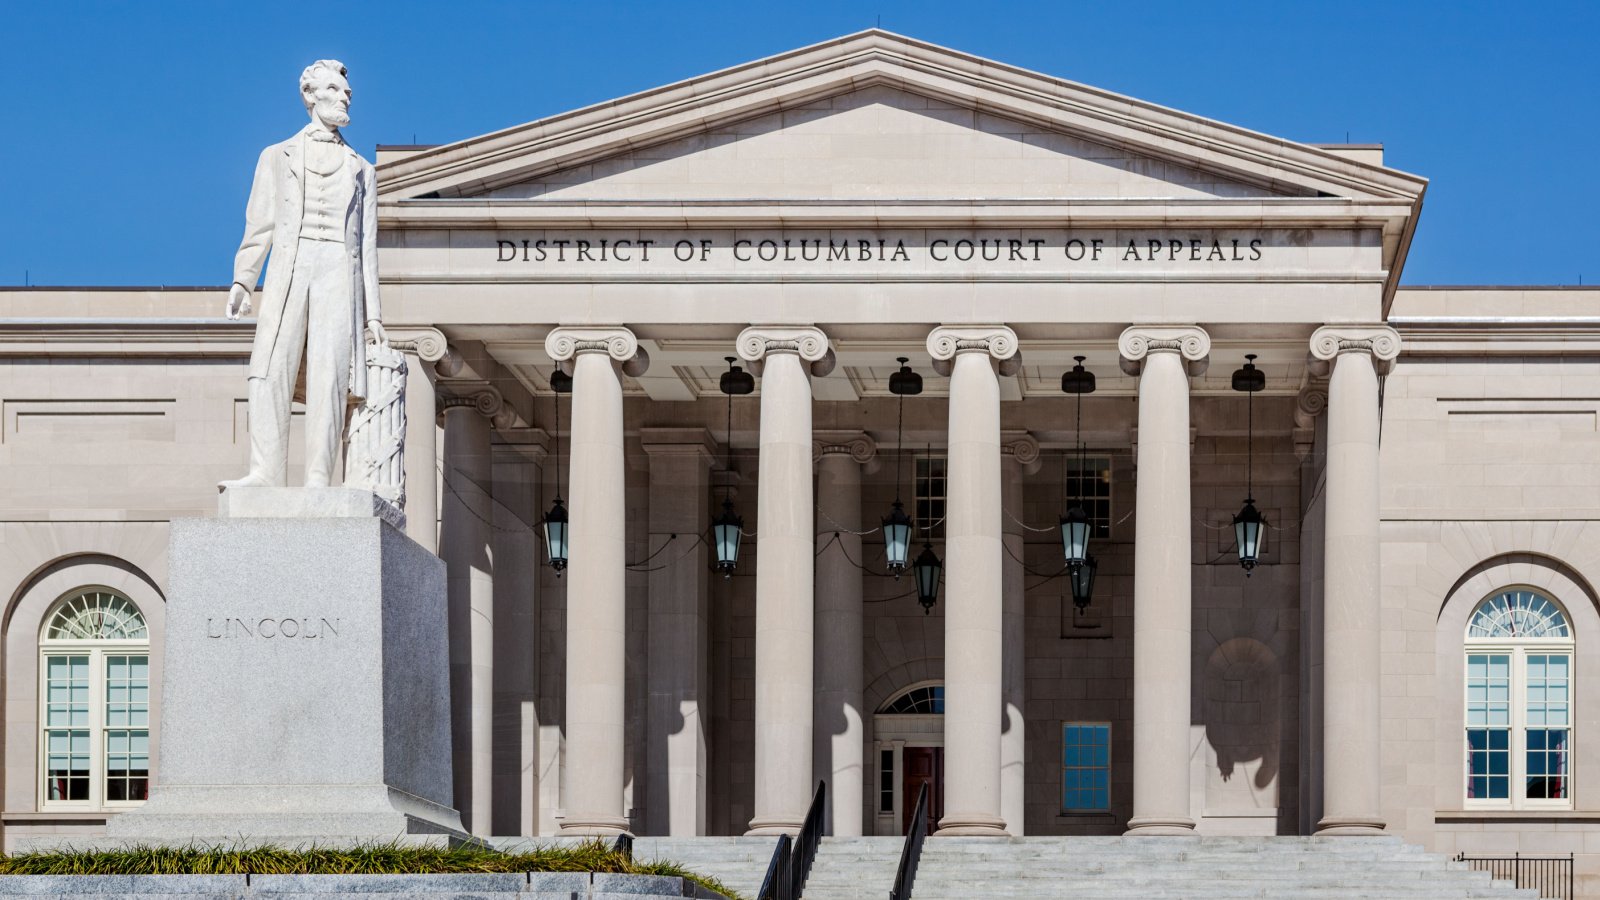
[1,27,1596,888]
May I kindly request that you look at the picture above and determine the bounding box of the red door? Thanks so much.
[901,746,945,834]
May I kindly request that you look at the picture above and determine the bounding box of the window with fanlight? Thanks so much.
[39,589,150,809]
[1464,588,1573,808]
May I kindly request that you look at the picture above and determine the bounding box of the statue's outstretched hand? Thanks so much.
[366,319,387,346]
[225,283,253,320]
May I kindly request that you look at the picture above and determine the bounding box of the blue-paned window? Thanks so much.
[1062,722,1111,812]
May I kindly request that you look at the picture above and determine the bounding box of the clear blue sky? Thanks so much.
[4,0,1596,286]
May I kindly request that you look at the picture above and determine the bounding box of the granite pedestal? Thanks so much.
[105,493,463,844]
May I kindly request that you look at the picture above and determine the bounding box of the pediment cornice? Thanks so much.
[377,31,1427,206]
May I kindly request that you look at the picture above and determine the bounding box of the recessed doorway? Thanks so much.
[873,682,945,836]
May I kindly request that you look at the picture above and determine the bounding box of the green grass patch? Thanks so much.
[0,840,741,899]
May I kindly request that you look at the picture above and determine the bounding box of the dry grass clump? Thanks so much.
[0,840,739,899]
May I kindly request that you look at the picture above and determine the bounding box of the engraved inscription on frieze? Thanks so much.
[205,617,342,639]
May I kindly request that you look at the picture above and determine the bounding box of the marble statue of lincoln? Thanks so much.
[222,59,385,489]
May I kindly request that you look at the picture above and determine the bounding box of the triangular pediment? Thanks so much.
[378,31,1425,206]
[473,84,1282,202]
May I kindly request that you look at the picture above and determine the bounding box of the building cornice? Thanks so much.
[0,319,253,357]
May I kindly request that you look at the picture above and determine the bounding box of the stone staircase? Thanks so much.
[638,835,1540,900]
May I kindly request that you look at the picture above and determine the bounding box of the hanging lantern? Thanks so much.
[883,500,913,576]
[885,357,923,578]
[1060,355,1097,570]
[712,498,743,579]
[1233,499,1264,573]
[542,498,569,574]
[913,542,942,614]
[1060,505,1091,570]
[1070,554,1098,613]
[712,358,748,578]
[1231,354,1268,575]
[543,368,573,575]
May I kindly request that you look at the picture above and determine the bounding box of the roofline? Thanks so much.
[377,29,1427,203]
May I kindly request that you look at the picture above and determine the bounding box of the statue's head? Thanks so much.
[300,59,351,129]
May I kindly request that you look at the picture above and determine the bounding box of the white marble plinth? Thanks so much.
[218,485,405,530]
[103,516,463,844]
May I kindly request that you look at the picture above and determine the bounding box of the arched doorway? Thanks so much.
[872,682,945,835]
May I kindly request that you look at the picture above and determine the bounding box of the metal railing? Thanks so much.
[889,782,930,900]
[1456,852,1573,900]
[757,781,827,900]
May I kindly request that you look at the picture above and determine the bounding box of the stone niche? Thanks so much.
[105,507,462,843]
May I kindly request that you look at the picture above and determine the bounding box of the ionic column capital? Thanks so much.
[1308,325,1401,375]
[927,325,1021,377]
[737,325,835,377]
[386,327,448,362]
[1117,325,1210,377]
[1000,430,1043,475]
[438,381,514,429]
[545,326,650,377]
[1293,383,1328,461]
[813,430,877,466]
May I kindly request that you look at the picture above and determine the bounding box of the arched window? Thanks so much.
[879,684,944,715]
[1464,588,1573,808]
[39,589,150,809]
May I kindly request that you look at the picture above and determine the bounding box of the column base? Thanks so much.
[559,815,633,837]
[935,813,1009,836]
[745,816,803,836]
[1315,815,1386,836]
[1125,816,1196,835]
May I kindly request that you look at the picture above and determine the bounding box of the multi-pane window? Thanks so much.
[1063,455,1113,537]
[914,456,946,540]
[1062,722,1111,812]
[1464,589,1572,808]
[40,590,150,809]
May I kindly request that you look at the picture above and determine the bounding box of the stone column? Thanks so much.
[927,325,1020,837]
[388,328,448,553]
[738,326,834,835]
[813,431,876,837]
[546,327,650,836]
[1118,325,1209,836]
[1309,325,1399,836]
[490,428,548,837]
[439,383,502,835]
[640,428,717,836]
[999,432,1040,836]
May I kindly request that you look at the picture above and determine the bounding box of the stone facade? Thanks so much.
[2,27,1597,896]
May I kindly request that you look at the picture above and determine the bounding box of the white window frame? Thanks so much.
[914,454,947,540]
[1062,453,1114,538]
[38,589,150,812]
[1463,589,1574,811]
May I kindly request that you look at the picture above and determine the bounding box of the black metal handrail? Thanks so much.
[790,780,827,898]
[757,834,793,900]
[889,782,930,900]
[1456,852,1573,900]
[756,781,827,900]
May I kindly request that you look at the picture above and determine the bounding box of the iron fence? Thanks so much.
[1455,852,1573,900]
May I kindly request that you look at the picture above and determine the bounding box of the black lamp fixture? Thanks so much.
[1231,354,1267,574]
[713,358,754,579]
[542,369,574,574]
[1059,356,1096,571]
[912,541,942,614]
[1069,554,1098,614]
[883,357,923,577]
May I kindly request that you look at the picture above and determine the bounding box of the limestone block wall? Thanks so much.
[1378,350,1600,896]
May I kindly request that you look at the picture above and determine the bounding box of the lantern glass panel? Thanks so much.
[713,502,742,573]
[542,501,569,570]
[883,502,912,571]
[1060,507,1091,567]
[913,544,942,609]
[1070,557,1097,609]
[1233,500,1265,571]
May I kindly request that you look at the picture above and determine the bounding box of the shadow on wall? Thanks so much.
[1203,637,1281,797]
